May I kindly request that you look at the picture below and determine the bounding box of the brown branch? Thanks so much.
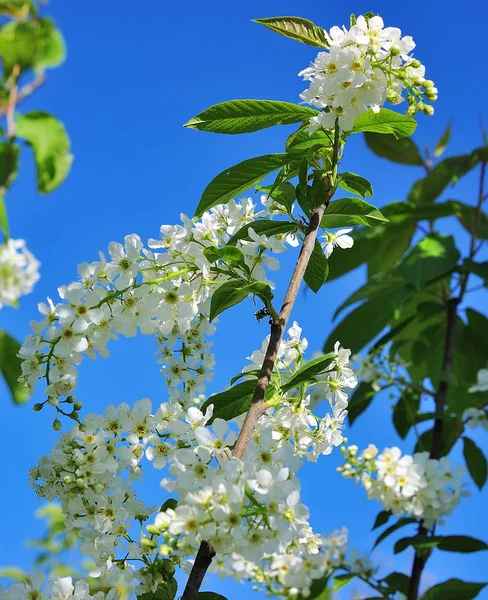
[5,65,21,138]
[407,159,487,600]
[180,203,328,599]
[0,73,46,120]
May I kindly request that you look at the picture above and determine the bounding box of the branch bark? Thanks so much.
[0,73,45,120]
[180,203,328,600]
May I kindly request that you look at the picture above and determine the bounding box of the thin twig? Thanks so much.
[0,73,45,119]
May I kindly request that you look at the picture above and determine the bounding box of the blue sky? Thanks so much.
[1,1,488,598]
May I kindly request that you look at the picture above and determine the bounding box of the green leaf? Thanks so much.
[226,219,296,246]
[286,128,331,153]
[0,18,65,76]
[397,234,460,290]
[160,498,178,512]
[184,100,317,134]
[298,575,330,600]
[457,205,488,241]
[321,197,388,228]
[408,151,482,203]
[281,353,335,392]
[373,517,416,548]
[365,132,424,166]
[0,194,8,238]
[16,111,72,194]
[463,437,487,490]
[0,0,37,18]
[437,535,488,553]
[337,172,373,197]
[350,108,417,139]
[203,246,246,267]
[334,273,411,319]
[372,510,391,530]
[382,572,409,595]
[304,240,329,293]
[209,280,273,321]
[347,381,376,425]
[201,379,275,423]
[257,182,295,213]
[0,567,29,582]
[196,594,228,600]
[0,142,20,190]
[394,535,440,554]
[137,581,178,600]
[434,123,452,158]
[393,389,420,439]
[253,16,329,48]
[333,573,356,591]
[422,579,486,600]
[195,154,289,217]
[325,291,401,354]
[0,329,29,404]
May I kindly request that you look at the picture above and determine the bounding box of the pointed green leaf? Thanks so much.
[0,329,29,404]
[196,594,228,600]
[16,111,72,194]
[463,437,487,490]
[201,380,275,423]
[286,128,331,152]
[397,234,460,290]
[333,574,356,592]
[184,100,317,134]
[422,579,486,600]
[209,280,273,321]
[0,194,8,238]
[253,16,329,48]
[257,182,295,212]
[347,381,376,425]
[372,510,391,530]
[350,108,417,139]
[434,123,452,157]
[373,518,416,548]
[281,353,335,392]
[195,154,289,217]
[365,132,424,165]
[438,535,488,553]
[304,240,329,293]
[321,198,387,228]
[337,172,373,197]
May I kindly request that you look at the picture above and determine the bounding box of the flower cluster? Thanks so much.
[339,445,467,524]
[299,14,437,131]
[0,574,115,600]
[464,408,488,431]
[18,198,296,416]
[0,238,40,308]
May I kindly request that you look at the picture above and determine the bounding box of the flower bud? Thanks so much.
[48,397,59,407]
[33,403,44,412]
[159,544,172,557]
[146,525,162,535]
[65,395,75,404]
[161,559,175,576]
[424,105,434,116]
[71,411,79,420]
[74,401,83,411]
[63,475,72,485]
[410,59,421,68]
[52,418,61,431]
[390,45,400,56]
[140,537,157,549]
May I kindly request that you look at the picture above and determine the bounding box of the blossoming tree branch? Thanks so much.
[2,11,487,600]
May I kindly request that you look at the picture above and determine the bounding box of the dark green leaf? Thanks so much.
[137,580,177,600]
[438,535,488,553]
[393,389,421,439]
[365,132,424,166]
[373,510,391,530]
[408,152,481,203]
[337,172,373,197]
[184,100,317,134]
[350,108,417,138]
[0,142,20,190]
[304,240,329,293]
[348,381,376,425]
[297,574,330,600]
[0,194,8,238]
[422,579,486,600]
[195,154,289,217]
[253,16,329,48]
[16,111,72,194]
[383,572,409,595]
[209,280,273,321]
[463,437,487,490]
[457,205,488,241]
[0,330,29,404]
[201,380,275,423]
[394,535,439,555]
[203,246,246,266]
[196,594,228,600]
[321,197,388,228]
[373,518,416,548]
[397,234,460,290]
[464,259,488,284]
[281,353,335,392]
[286,128,331,152]
[160,498,178,512]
